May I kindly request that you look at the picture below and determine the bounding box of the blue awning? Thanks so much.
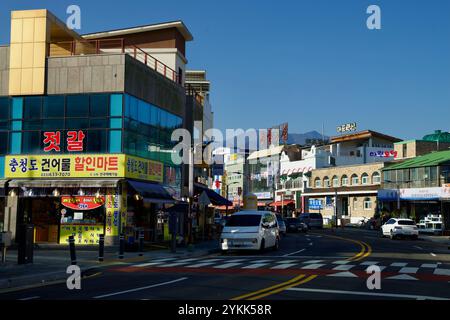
[128,180,176,204]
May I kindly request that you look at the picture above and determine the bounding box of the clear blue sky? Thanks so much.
[1,0,449,141]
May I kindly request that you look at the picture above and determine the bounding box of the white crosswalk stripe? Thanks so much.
[303,260,324,264]
[186,262,216,268]
[242,263,269,269]
[213,263,242,269]
[399,267,419,274]
[365,266,386,272]
[421,263,439,268]
[390,262,408,267]
[271,263,297,269]
[332,264,356,271]
[301,263,325,270]
[332,260,350,265]
[133,262,164,267]
[359,261,379,266]
[160,262,191,267]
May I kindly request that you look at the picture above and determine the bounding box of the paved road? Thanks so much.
[1,228,449,300]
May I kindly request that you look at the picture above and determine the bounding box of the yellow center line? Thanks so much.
[247,275,318,300]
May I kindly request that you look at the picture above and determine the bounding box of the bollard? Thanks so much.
[69,236,77,265]
[98,234,105,262]
[138,231,144,256]
[118,234,124,259]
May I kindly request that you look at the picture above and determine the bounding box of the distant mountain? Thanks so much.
[287,131,329,145]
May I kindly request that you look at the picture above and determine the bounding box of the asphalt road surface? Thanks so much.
[1,228,450,301]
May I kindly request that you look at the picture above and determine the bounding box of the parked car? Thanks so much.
[220,210,280,252]
[381,218,419,240]
[285,217,308,233]
[276,215,287,235]
[298,213,323,229]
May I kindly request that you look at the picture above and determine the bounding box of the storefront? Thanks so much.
[4,153,176,246]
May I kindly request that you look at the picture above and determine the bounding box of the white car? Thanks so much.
[220,210,280,252]
[381,218,419,240]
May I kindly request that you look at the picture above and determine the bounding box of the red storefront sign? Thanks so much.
[61,196,106,211]
[43,130,85,152]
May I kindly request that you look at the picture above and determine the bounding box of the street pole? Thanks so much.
[334,188,338,229]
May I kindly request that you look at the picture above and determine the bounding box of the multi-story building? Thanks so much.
[304,162,384,224]
[0,9,196,246]
[393,130,450,160]
[379,150,450,234]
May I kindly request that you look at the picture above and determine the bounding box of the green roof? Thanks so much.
[384,150,450,171]
[422,130,450,143]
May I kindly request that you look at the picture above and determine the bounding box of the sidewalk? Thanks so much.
[0,239,220,292]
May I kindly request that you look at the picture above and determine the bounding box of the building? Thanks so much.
[379,150,450,234]
[0,9,196,246]
[394,130,450,160]
[304,162,384,224]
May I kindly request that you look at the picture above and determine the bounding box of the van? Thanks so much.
[298,212,323,229]
[220,210,280,252]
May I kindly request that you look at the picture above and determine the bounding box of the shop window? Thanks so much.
[364,197,372,210]
[0,97,10,120]
[86,130,107,153]
[90,94,109,117]
[0,132,8,154]
[66,95,89,117]
[43,96,64,118]
[22,131,42,153]
[24,97,42,120]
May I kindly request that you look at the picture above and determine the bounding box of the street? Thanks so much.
[1,228,449,300]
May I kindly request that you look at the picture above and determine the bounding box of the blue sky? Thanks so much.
[1,0,449,140]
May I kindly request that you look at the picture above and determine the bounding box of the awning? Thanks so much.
[128,180,176,204]
[8,179,121,188]
[194,183,232,206]
[268,200,294,207]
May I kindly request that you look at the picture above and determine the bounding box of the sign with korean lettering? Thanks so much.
[4,154,164,182]
[105,192,120,237]
[61,196,105,211]
[337,122,357,133]
[308,199,323,210]
[60,224,103,245]
[43,130,86,152]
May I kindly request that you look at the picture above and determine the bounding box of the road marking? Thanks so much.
[247,275,317,300]
[327,271,358,278]
[133,262,164,267]
[231,274,308,300]
[359,261,379,266]
[93,277,188,299]
[414,246,423,250]
[310,233,371,262]
[434,269,450,276]
[186,262,216,268]
[301,263,325,270]
[283,249,305,257]
[399,267,419,274]
[18,296,40,301]
[332,264,356,271]
[276,260,298,264]
[285,287,448,300]
[159,262,191,267]
[271,263,297,269]
[303,260,323,264]
[385,274,418,281]
[390,262,408,267]
[421,263,439,268]
[252,259,272,263]
[150,258,177,262]
[213,263,242,269]
[430,253,437,257]
[309,242,313,246]
[332,260,350,265]
[177,258,201,262]
[242,263,269,269]
[366,266,386,272]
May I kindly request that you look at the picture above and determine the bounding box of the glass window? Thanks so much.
[90,94,109,117]
[0,120,8,130]
[24,97,42,120]
[361,173,369,185]
[12,120,22,131]
[66,118,89,129]
[43,96,64,118]
[351,174,359,185]
[22,131,41,153]
[332,176,339,187]
[66,95,89,117]
[11,98,23,119]
[372,172,381,184]
[323,177,330,188]
[226,214,262,227]
[109,118,122,129]
[42,119,64,131]
[10,132,21,154]
[342,175,349,186]
[110,94,123,117]
[0,98,10,120]
[23,120,42,130]
[87,130,107,153]
[364,197,372,210]
[138,100,150,124]
[89,118,109,128]
[109,130,122,153]
[0,132,8,154]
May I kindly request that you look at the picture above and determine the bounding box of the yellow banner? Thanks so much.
[4,154,164,182]
[60,224,104,245]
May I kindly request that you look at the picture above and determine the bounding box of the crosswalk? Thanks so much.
[128,256,450,281]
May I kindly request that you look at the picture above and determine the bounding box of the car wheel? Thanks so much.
[273,238,280,251]
[259,239,265,252]
[390,231,396,240]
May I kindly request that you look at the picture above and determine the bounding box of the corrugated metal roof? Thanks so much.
[383,150,450,171]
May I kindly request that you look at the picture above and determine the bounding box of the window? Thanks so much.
[43,96,64,118]
[323,177,330,188]
[372,172,381,184]
[24,97,42,120]
[90,94,109,117]
[361,173,369,185]
[332,175,339,187]
[315,178,321,188]
[402,144,407,158]
[66,95,89,117]
[22,131,41,153]
[0,97,10,120]
[0,132,8,154]
[363,197,372,210]
[86,130,107,153]
[341,175,349,186]
[351,174,359,185]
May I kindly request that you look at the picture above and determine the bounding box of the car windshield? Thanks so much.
[398,220,415,225]
[276,215,283,222]
[226,215,261,227]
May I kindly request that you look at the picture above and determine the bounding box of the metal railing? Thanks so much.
[49,38,180,84]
